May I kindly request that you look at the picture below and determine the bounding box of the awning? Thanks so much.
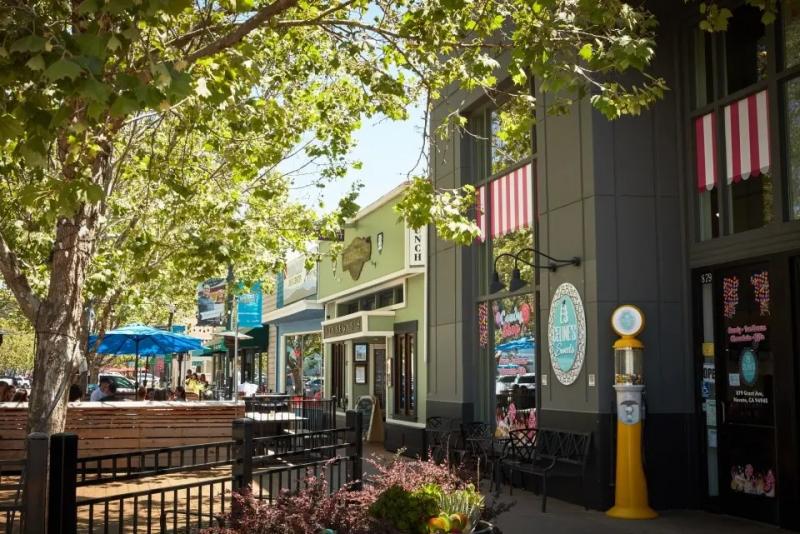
[262,299,324,326]
[477,162,534,241]
[695,89,771,192]
[723,89,770,184]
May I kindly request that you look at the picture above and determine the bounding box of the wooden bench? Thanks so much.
[0,401,245,462]
[501,428,591,512]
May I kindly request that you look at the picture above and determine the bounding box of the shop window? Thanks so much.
[493,295,536,434]
[490,101,533,175]
[691,29,714,109]
[331,343,346,407]
[783,2,800,69]
[284,333,323,397]
[787,78,800,219]
[394,332,416,418]
[731,173,773,232]
[724,4,768,95]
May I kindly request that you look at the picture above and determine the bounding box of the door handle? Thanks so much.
[720,401,725,424]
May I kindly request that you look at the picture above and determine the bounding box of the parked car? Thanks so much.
[14,376,31,389]
[135,372,160,387]
[87,373,136,398]
[495,375,516,395]
[0,377,18,387]
[515,373,536,390]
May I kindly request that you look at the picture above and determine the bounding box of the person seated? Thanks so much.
[68,384,83,402]
[199,373,208,386]
[174,386,187,401]
[0,382,9,402]
[145,388,155,400]
[11,390,27,403]
[136,386,147,401]
[103,381,118,401]
[91,377,112,401]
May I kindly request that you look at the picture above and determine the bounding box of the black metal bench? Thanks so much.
[502,428,591,512]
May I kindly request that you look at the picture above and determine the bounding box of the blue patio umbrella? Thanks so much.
[89,325,204,388]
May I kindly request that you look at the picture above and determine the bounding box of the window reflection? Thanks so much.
[731,174,773,232]
[783,2,800,69]
[725,5,768,94]
[490,100,533,175]
[787,78,800,219]
[284,333,323,397]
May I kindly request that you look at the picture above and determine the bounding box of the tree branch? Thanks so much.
[0,229,41,323]
[183,0,300,64]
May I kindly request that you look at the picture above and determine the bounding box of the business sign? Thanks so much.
[196,278,226,326]
[342,237,372,280]
[237,282,263,328]
[323,316,363,339]
[408,226,426,267]
[547,283,586,386]
[283,253,317,305]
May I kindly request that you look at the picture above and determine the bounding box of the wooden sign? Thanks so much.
[342,236,372,280]
[355,395,384,443]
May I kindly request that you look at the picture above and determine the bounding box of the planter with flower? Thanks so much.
[203,453,506,534]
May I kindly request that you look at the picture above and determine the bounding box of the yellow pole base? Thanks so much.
[606,420,658,520]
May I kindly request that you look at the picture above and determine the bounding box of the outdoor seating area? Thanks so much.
[0,401,244,461]
[424,416,592,514]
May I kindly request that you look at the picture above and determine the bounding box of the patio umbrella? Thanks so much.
[88,325,204,388]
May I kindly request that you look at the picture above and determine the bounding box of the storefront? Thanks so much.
[318,183,428,454]
[262,250,324,396]
[427,1,800,529]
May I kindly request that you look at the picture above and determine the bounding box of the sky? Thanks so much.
[286,106,427,211]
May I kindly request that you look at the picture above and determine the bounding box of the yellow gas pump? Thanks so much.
[606,305,657,520]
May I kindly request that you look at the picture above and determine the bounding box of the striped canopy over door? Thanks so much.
[476,162,534,241]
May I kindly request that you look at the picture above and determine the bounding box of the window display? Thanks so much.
[284,333,323,398]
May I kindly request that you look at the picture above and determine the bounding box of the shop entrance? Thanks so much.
[694,259,800,526]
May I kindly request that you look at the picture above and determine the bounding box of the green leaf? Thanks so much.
[0,113,24,141]
[110,94,139,117]
[25,54,46,71]
[579,43,593,61]
[10,35,46,54]
[107,35,122,51]
[105,0,135,15]
[75,34,109,59]
[44,58,84,81]
[77,0,102,14]
[161,0,193,15]
[84,183,105,203]
[77,77,112,103]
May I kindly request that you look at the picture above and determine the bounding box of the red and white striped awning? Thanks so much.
[476,162,534,241]
[695,112,718,192]
[723,89,770,184]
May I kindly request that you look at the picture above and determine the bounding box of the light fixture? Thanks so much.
[490,248,581,294]
[508,268,527,292]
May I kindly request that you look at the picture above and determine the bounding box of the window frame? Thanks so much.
[685,2,800,241]
[393,330,417,419]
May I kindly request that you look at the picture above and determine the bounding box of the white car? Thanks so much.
[136,372,160,387]
[515,373,536,390]
[496,375,516,395]
[88,373,136,397]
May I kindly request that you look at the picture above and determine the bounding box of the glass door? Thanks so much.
[715,263,778,523]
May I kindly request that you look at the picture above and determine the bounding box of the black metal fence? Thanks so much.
[243,397,337,437]
[1,410,362,534]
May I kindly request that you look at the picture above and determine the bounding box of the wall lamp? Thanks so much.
[490,248,581,293]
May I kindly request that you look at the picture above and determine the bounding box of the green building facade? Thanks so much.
[318,183,428,453]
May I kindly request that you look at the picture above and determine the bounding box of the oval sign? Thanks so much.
[548,283,586,385]
[740,348,758,386]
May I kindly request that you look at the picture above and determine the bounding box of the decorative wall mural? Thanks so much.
[750,271,770,316]
[723,276,740,319]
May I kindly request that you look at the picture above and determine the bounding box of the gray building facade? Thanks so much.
[427,1,800,529]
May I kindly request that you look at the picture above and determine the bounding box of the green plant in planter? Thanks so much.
[369,485,441,534]
[427,485,485,534]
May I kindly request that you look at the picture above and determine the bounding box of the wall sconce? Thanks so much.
[490,247,581,293]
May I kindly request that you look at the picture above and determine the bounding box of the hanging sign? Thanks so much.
[547,283,586,385]
[408,226,426,267]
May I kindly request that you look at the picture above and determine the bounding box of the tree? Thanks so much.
[0,0,776,434]
[0,285,35,374]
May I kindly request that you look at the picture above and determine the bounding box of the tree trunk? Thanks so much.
[27,213,97,434]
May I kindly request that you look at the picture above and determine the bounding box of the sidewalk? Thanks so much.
[486,486,785,534]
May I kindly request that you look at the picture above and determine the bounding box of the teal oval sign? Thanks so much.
[740,349,757,386]
[552,296,578,372]
[548,283,586,386]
